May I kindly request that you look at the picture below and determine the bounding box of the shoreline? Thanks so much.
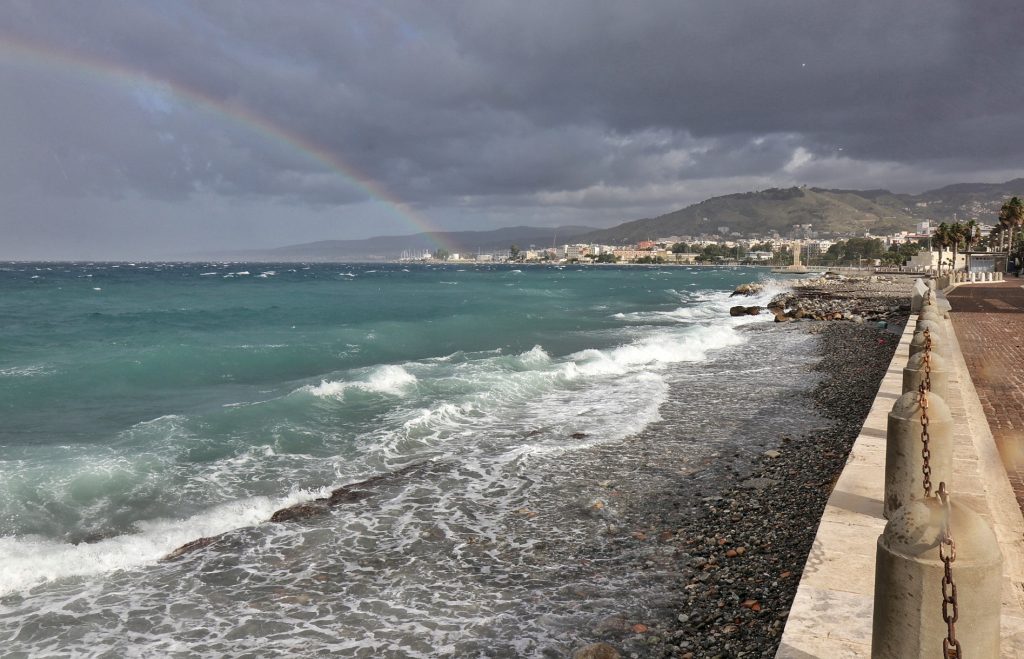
[569,277,911,658]
[0,272,913,656]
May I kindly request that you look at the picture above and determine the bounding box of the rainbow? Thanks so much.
[0,33,457,252]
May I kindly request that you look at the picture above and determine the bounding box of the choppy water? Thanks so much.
[0,262,819,656]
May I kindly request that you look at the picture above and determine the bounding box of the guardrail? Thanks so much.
[872,279,1001,658]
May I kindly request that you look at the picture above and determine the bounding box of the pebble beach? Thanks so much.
[569,275,914,659]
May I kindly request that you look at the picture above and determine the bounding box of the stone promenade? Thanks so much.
[776,305,1024,657]
[948,280,1024,511]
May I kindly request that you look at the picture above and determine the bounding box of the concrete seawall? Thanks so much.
[775,312,1024,657]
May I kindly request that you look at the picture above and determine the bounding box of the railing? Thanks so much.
[872,279,1001,658]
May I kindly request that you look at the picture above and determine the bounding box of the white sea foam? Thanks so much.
[514,345,551,368]
[0,488,329,596]
[561,324,744,380]
[0,364,53,377]
[306,365,418,399]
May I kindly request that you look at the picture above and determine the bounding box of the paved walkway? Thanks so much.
[948,281,1024,511]
[776,310,1024,657]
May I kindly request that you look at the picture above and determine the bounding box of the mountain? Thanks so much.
[892,178,1024,221]
[214,225,596,261]
[581,186,915,243]
[582,178,1024,244]
[214,178,1024,261]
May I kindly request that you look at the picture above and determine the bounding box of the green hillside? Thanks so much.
[582,178,1024,243]
[583,187,915,243]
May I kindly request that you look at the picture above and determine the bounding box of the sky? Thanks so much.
[2,1,1023,259]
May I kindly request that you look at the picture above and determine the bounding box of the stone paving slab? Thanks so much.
[776,308,1024,658]
[947,281,1024,512]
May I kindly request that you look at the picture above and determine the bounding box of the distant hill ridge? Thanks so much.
[221,178,1023,261]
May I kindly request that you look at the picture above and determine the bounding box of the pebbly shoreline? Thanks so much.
[571,277,912,659]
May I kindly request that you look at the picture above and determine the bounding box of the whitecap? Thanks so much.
[305,365,418,399]
[0,488,329,596]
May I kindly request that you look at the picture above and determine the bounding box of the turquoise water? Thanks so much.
[0,262,812,656]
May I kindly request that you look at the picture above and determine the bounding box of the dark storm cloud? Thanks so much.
[1,0,1023,256]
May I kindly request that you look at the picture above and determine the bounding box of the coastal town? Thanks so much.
[407,217,1013,273]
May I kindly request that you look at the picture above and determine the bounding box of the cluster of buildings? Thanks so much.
[403,219,999,266]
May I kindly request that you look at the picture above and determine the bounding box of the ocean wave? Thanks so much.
[0,488,328,596]
[512,345,551,369]
[561,324,744,378]
[305,365,418,399]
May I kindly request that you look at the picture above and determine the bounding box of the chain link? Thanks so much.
[923,328,933,393]
[938,482,961,658]
[919,288,961,658]
[919,328,934,498]
[918,382,932,498]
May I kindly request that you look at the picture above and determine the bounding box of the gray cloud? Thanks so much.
[1,0,1023,257]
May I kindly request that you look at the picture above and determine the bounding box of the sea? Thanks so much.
[0,262,823,657]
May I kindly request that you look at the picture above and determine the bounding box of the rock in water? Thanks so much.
[730,305,762,316]
[162,535,218,561]
[730,282,764,297]
[571,642,622,659]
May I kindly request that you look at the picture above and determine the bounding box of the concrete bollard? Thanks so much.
[903,350,951,401]
[915,319,946,344]
[918,307,944,324]
[909,328,950,359]
[920,298,950,319]
[884,391,953,519]
[872,495,1002,658]
[911,279,928,312]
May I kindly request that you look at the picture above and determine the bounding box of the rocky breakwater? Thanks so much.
[766,274,911,326]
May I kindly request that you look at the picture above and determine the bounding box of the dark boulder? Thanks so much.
[162,535,218,561]
[270,501,329,523]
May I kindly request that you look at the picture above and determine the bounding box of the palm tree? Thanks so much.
[1000,198,1022,251]
[1006,197,1024,256]
[992,223,1006,252]
[933,222,953,274]
[963,219,980,251]
[949,221,966,272]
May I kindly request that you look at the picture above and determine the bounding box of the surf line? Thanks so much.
[0,34,457,253]
[161,461,439,561]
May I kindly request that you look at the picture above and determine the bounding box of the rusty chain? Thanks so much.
[915,310,961,659]
[923,328,933,393]
[938,482,961,658]
[918,327,934,498]
[918,382,932,498]
[910,284,964,656]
